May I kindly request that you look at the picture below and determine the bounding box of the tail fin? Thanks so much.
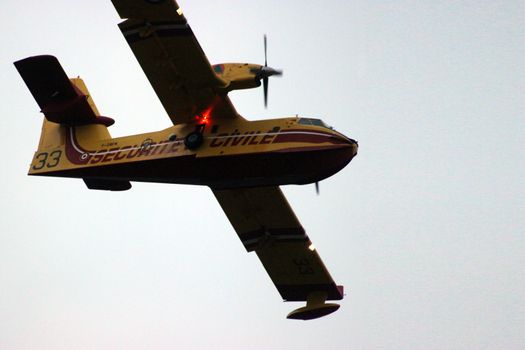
[15,55,115,152]
[14,55,114,127]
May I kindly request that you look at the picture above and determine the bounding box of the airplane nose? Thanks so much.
[337,135,358,159]
[312,134,358,182]
[333,134,358,156]
[348,138,358,157]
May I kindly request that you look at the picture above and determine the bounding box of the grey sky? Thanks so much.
[1,1,524,349]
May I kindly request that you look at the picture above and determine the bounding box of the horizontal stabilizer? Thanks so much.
[14,55,114,127]
[83,178,131,191]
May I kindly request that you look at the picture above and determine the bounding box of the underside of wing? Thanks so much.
[213,186,344,320]
[111,0,239,124]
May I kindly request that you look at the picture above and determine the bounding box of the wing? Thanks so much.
[111,0,239,124]
[213,187,344,312]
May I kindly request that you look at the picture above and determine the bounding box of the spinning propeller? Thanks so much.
[253,35,282,108]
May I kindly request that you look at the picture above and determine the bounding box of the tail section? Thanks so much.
[14,55,114,127]
[69,77,113,145]
[34,78,113,153]
[15,55,115,153]
[15,55,131,191]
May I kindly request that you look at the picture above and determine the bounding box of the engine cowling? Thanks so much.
[212,63,263,91]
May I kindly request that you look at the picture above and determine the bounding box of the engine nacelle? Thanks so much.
[212,63,263,91]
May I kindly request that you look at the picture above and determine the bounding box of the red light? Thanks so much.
[195,96,220,125]
[196,105,212,125]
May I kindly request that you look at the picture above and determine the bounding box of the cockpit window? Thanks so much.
[298,118,331,129]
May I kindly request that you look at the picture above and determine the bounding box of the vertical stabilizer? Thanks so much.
[14,55,115,152]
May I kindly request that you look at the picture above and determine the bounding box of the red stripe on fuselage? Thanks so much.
[274,129,348,145]
[65,127,92,165]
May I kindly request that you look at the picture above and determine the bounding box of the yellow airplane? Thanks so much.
[14,0,358,320]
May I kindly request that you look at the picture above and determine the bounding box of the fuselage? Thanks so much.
[29,116,358,189]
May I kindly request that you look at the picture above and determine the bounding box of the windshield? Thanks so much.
[297,118,331,129]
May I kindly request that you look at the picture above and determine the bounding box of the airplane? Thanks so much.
[14,0,358,320]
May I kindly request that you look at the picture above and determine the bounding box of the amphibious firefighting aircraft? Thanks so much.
[14,0,358,320]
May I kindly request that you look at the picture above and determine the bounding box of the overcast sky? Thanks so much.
[1,1,524,349]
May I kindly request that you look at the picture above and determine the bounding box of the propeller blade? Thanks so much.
[315,182,320,195]
[260,34,281,108]
[263,76,268,108]
[264,34,267,67]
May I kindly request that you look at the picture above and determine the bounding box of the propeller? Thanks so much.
[257,35,282,108]
[315,182,320,195]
